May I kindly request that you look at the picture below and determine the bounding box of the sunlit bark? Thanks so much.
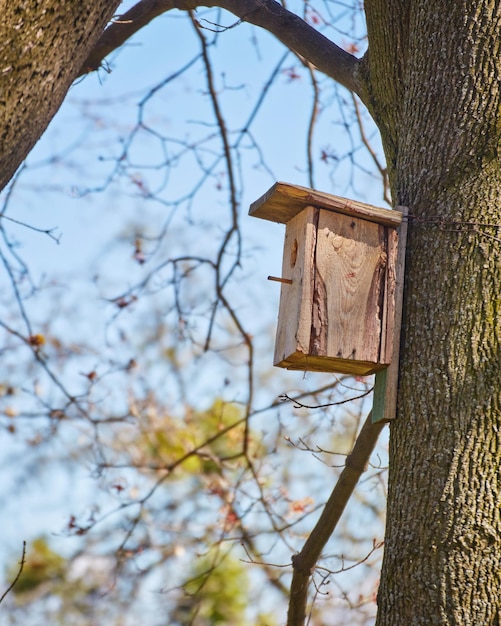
[363,2,501,622]
[0,0,120,191]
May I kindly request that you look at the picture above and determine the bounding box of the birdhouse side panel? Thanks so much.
[273,207,317,368]
[379,226,398,364]
[312,211,388,367]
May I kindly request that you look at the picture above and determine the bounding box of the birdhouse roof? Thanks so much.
[249,182,402,228]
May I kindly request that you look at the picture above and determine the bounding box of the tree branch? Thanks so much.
[287,411,385,625]
[0,541,26,604]
[79,0,180,75]
[79,0,362,93]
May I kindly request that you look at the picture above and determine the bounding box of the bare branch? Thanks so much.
[279,388,372,409]
[351,93,391,204]
[79,0,180,76]
[221,0,362,92]
[79,0,362,93]
[287,412,385,626]
[0,542,26,604]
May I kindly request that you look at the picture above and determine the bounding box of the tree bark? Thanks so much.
[362,2,501,623]
[0,0,121,192]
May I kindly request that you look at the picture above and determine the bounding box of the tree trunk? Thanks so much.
[0,0,121,192]
[362,2,501,623]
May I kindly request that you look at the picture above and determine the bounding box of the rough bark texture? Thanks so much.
[0,0,121,192]
[361,2,501,623]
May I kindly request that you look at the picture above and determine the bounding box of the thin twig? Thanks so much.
[0,541,26,604]
[351,93,390,205]
[279,388,372,409]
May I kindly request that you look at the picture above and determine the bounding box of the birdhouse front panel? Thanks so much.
[274,206,396,375]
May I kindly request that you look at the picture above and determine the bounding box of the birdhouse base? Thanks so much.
[275,350,387,376]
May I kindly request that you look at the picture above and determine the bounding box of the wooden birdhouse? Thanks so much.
[249,182,407,378]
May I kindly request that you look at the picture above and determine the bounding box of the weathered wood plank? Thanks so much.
[273,207,391,375]
[314,210,388,364]
[274,206,316,368]
[380,226,398,363]
[249,181,402,228]
[372,206,409,422]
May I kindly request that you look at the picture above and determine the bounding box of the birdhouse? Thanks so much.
[249,182,406,377]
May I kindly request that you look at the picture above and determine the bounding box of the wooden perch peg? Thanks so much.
[268,276,293,285]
